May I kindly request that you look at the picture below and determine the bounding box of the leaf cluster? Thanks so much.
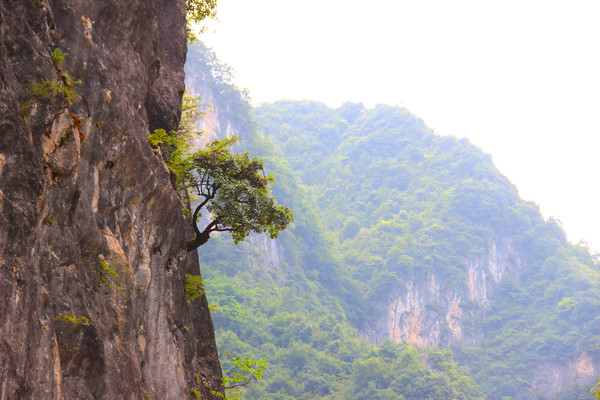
[50,48,67,67]
[185,0,217,42]
[220,352,267,398]
[148,90,292,250]
[54,312,90,326]
[185,274,205,302]
[148,92,203,183]
[186,136,293,245]
[22,74,81,113]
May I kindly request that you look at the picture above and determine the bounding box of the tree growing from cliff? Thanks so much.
[149,122,292,252]
[182,136,293,251]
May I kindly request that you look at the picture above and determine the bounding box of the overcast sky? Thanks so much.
[199,0,600,253]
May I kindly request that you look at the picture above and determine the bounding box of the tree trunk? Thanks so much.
[187,230,211,252]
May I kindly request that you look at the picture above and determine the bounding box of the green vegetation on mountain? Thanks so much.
[187,42,600,400]
[254,99,600,399]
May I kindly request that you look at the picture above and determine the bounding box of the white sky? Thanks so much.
[199,0,600,253]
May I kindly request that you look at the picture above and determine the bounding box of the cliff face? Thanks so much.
[364,239,522,347]
[533,352,599,399]
[364,238,600,398]
[183,55,238,144]
[0,0,222,398]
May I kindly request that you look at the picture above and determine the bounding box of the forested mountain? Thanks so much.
[185,42,600,400]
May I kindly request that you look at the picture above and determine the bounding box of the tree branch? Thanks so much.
[224,380,254,390]
[186,195,218,252]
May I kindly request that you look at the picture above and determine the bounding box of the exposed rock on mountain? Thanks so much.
[533,351,599,399]
[365,239,522,347]
[0,0,222,398]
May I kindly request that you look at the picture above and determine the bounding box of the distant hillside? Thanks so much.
[254,99,600,399]
[186,42,600,400]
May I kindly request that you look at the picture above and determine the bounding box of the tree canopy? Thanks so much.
[183,136,293,251]
[185,0,218,42]
[148,93,292,252]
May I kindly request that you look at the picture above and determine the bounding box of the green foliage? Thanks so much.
[185,0,217,43]
[60,129,74,145]
[185,136,293,248]
[148,89,292,251]
[98,259,119,278]
[22,73,81,112]
[257,98,600,399]
[54,312,90,326]
[148,91,203,185]
[200,264,483,400]
[91,257,128,292]
[556,297,578,313]
[220,352,267,399]
[187,41,600,400]
[26,78,73,100]
[148,128,188,178]
[189,388,201,399]
[50,48,67,67]
[188,43,482,400]
[185,274,205,302]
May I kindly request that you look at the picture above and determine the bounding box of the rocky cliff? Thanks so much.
[0,0,222,398]
[363,239,522,347]
[183,45,240,145]
[363,237,599,398]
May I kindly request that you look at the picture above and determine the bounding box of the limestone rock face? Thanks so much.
[532,352,599,398]
[363,239,522,347]
[0,0,222,398]
[362,239,599,398]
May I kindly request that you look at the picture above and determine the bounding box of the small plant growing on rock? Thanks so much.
[91,256,127,292]
[50,48,67,68]
[189,388,201,399]
[98,258,119,281]
[185,274,204,303]
[54,312,90,326]
[21,75,81,113]
[60,129,74,145]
